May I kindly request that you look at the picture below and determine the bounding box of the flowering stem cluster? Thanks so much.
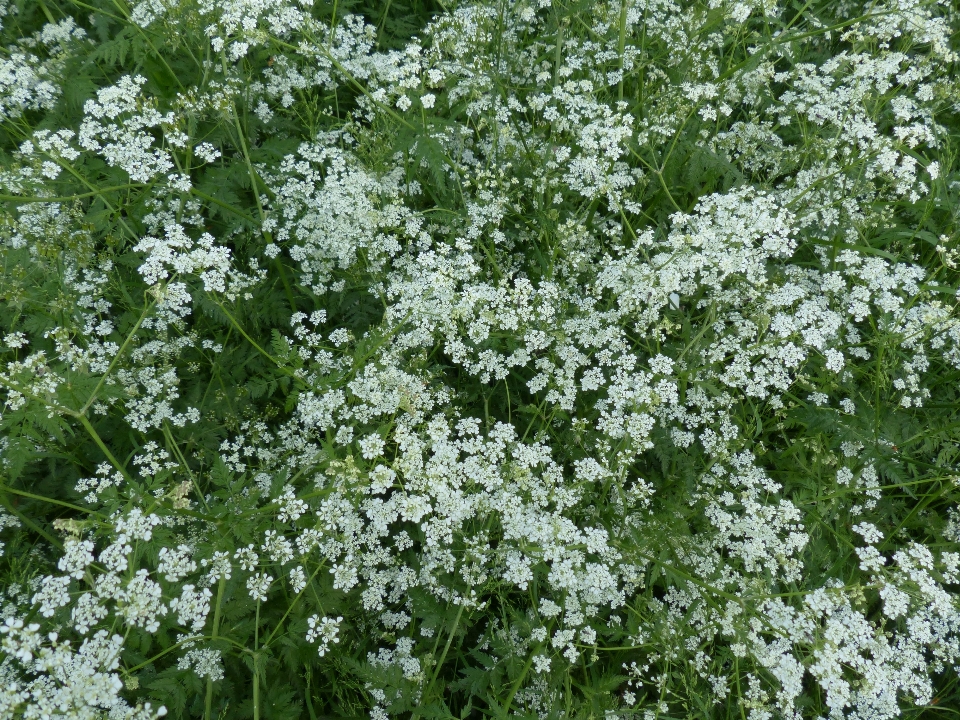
[1,0,960,718]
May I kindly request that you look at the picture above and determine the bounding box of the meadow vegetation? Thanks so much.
[1,0,960,717]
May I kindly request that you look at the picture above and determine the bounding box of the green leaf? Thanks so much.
[148,675,188,718]
[211,455,234,488]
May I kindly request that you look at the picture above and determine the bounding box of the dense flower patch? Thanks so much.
[1,0,960,717]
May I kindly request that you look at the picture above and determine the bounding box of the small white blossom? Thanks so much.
[306,614,343,656]
[247,572,273,602]
[57,539,95,579]
[158,545,197,582]
[289,566,307,593]
[178,648,224,681]
[533,654,551,673]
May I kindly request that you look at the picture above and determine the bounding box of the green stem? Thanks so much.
[204,576,226,720]
[190,188,257,224]
[273,258,298,313]
[412,603,465,719]
[37,0,57,23]
[328,0,340,44]
[50,157,139,241]
[217,304,265,356]
[77,414,132,483]
[63,0,125,21]
[212,298,288,372]
[0,186,142,203]
[0,489,62,550]
[125,633,249,675]
[0,483,103,516]
[162,422,210,512]
[501,647,537,718]
[108,0,185,92]
[81,297,155,415]
[262,559,327,648]
[253,599,261,720]
[125,634,203,673]
[617,0,628,102]
[223,83,272,232]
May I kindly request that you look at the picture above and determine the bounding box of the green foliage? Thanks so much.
[2,0,960,718]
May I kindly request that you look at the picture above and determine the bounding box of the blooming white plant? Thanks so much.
[1,0,960,718]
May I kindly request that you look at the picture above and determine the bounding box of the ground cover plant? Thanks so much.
[1,0,960,717]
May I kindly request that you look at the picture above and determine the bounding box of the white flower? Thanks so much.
[359,433,385,459]
[247,572,273,602]
[334,424,354,445]
[194,142,221,163]
[369,465,396,495]
[852,522,884,545]
[169,584,212,631]
[201,551,233,585]
[32,575,71,617]
[178,648,224,681]
[115,508,161,542]
[158,545,197,582]
[289,566,307,593]
[119,570,167,632]
[3,331,27,348]
[71,592,108,634]
[58,539,95,579]
[234,545,259,572]
[277,485,307,523]
[306,614,343,656]
[262,529,294,565]
[539,598,561,618]
[824,348,844,373]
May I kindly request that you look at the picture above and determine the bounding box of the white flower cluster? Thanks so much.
[75,462,124,504]
[0,18,87,121]
[177,647,224,681]
[78,75,176,184]
[2,0,960,716]
[305,614,343,656]
[0,618,168,719]
[261,136,408,294]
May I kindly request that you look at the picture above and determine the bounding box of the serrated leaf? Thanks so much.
[211,455,234,488]
[246,376,276,400]
[271,329,290,360]
[147,676,188,717]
